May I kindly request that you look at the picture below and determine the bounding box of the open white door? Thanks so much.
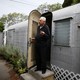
[27,10,41,68]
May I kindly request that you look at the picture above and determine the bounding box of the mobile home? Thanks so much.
[4,3,80,80]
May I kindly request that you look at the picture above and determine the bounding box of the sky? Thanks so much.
[0,0,64,17]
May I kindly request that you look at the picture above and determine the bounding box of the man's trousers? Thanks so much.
[35,43,47,71]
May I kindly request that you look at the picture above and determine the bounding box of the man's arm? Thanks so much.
[39,26,50,41]
[43,25,50,40]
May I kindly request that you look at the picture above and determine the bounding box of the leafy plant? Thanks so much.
[0,22,4,32]
[0,45,27,74]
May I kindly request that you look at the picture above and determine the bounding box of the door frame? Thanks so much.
[27,10,53,69]
[41,11,53,67]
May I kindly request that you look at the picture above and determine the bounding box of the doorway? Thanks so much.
[27,10,52,69]
[41,12,52,67]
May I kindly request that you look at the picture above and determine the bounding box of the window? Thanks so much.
[54,19,70,46]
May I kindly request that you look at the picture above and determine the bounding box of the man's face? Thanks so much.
[39,19,45,25]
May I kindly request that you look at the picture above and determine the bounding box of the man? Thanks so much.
[32,17,50,74]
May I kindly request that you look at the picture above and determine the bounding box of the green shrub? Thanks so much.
[0,45,27,74]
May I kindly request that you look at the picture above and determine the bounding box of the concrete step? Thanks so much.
[29,67,55,80]
[20,73,36,80]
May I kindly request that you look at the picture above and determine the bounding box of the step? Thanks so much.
[20,73,36,80]
[29,67,55,80]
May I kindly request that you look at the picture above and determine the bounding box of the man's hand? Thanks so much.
[40,31,45,36]
[31,38,36,43]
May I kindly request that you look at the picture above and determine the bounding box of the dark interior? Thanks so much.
[41,12,52,67]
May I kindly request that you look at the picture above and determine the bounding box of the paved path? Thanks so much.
[0,59,10,80]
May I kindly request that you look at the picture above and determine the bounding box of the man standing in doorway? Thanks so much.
[35,17,50,74]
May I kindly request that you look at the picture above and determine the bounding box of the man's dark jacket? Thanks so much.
[35,24,50,44]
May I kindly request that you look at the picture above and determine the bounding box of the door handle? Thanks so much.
[28,38,32,46]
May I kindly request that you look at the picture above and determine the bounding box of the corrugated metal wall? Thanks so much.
[51,6,80,74]
[6,27,27,56]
